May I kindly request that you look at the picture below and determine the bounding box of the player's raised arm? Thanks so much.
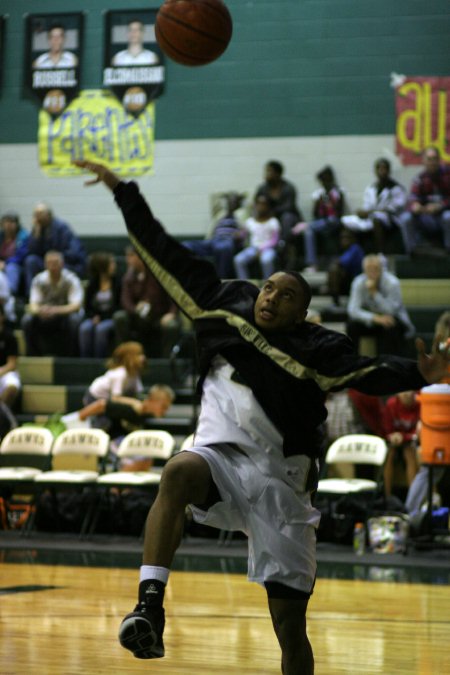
[416,334,450,384]
[74,160,224,319]
[73,160,121,191]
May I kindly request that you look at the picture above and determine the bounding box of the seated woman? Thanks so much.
[79,251,121,358]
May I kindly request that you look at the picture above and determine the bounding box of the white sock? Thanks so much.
[140,565,170,585]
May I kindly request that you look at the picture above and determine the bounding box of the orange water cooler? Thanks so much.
[418,384,450,464]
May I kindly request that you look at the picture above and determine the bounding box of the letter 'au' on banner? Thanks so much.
[38,89,155,178]
[395,76,450,165]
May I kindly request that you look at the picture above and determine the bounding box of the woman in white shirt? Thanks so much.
[83,341,146,405]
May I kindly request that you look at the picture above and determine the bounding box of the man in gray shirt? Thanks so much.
[22,250,84,356]
[346,254,415,356]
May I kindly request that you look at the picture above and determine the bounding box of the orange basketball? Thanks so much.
[155,0,233,67]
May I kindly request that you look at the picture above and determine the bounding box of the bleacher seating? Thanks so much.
[10,235,447,440]
[16,355,199,444]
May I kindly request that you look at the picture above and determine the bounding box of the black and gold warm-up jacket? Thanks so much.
[114,181,427,460]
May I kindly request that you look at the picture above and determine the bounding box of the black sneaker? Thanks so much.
[118,602,165,659]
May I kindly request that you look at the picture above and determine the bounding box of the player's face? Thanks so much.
[254,273,307,333]
[48,28,65,53]
[128,22,144,46]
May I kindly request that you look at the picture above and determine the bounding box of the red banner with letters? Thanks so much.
[395,76,450,165]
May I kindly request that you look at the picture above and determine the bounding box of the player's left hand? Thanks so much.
[417,335,450,383]
[73,160,120,191]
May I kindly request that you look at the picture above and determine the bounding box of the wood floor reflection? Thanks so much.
[1,563,449,674]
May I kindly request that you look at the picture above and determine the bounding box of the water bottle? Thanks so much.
[353,522,366,555]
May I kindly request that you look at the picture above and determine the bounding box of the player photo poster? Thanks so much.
[103,9,165,115]
[25,12,83,116]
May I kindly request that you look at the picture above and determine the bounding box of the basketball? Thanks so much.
[155,0,233,67]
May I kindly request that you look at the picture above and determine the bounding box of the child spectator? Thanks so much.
[383,390,420,498]
[234,195,280,279]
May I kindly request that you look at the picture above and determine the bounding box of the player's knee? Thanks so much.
[159,452,211,503]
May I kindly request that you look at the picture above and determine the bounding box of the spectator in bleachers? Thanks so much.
[326,228,364,308]
[398,146,450,256]
[234,194,281,279]
[0,268,17,326]
[77,383,175,440]
[290,165,345,272]
[255,160,301,266]
[0,304,21,412]
[81,342,147,431]
[74,383,175,469]
[21,250,84,356]
[382,389,420,498]
[182,191,246,278]
[341,158,407,253]
[24,202,86,294]
[114,246,180,357]
[79,252,121,358]
[0,211,30,296]
[346,253,415,355]
[347,389,386,437]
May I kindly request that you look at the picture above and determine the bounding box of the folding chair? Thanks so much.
[317,434,388,495]
[0,427,54,534]
[93,430,175,537]
[316,434,388,543]
[32,428,110,537]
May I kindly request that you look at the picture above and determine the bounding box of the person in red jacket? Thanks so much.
[383,390,420,497]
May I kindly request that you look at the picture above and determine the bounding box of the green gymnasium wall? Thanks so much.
[0,0,449,144]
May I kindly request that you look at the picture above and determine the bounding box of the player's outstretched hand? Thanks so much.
[73,160,120,191]
[416,334,450,384]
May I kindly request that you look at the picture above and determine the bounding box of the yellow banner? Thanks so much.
[38,89,155,177]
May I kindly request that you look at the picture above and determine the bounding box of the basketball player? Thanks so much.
[76,160,449,675]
